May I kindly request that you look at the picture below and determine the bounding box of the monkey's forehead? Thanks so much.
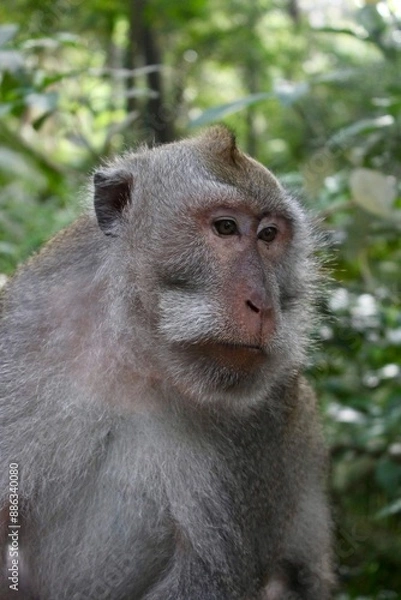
[163,179,291,218]
[148,139,281,184]
[134,146,288,212]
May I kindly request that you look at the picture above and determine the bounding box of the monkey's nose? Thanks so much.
[246,299,261,314]
[243,293,275,341]
[245,291,270,315]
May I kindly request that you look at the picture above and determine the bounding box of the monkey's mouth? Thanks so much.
[225,342,264,352]
[217,342,265,352]
[189,340,266,372]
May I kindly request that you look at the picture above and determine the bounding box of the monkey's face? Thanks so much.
[94,127,317,404]
[153,194,313,402]
[157,204,286,366]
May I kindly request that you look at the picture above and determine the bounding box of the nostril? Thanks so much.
[246,299,261,314]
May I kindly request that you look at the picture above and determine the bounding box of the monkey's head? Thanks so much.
[93,127,318,406]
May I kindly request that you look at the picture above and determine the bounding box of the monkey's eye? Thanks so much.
[258,226,278,243]
[213,218,239,236]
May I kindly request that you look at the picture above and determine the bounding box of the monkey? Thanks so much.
[0,126,334,600]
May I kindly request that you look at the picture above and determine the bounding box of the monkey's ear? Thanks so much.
[93,169,134,236]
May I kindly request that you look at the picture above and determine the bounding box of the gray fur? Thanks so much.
[0,127,333,599]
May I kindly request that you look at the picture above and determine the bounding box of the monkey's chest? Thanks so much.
[155,445,293,586]
[32,433,292,600]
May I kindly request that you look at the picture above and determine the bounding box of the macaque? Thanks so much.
[0,126,333,599]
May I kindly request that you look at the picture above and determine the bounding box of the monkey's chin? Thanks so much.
[163,340,292,407]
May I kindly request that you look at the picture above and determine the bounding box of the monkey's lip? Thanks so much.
[196,340,266,355]
[215,342,265,353]
[190,340,266,371]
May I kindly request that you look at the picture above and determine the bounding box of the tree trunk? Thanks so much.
[126,0,174,143]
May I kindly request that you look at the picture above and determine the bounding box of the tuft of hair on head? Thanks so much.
[197,125,239,166]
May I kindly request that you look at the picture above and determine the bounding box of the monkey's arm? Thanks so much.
[142,507,333,600]
[263,491,334,600]
[141,553,241,600]
[264,381,334,600]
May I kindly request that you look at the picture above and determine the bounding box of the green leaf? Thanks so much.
[190,82,310,129]
[0,241,17,256]
[0,104,12,117]
[311,68,357,85]
[349,168,397,218]
[329,116,394,149]
[189,92,272,128]
[0,25,19,48]
[375,498,401,519]
[375,459,401,494]
[32,111,56,131]
[25,92,58,113]
[274,81,309,106]
[314,25,368,40]
[0,50,24,72]
[0,147,45,183]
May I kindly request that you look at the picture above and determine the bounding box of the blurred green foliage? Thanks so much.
[0,1,400,598]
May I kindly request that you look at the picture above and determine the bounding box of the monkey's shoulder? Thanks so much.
[22,214,104,276]
[2,215,106,309]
